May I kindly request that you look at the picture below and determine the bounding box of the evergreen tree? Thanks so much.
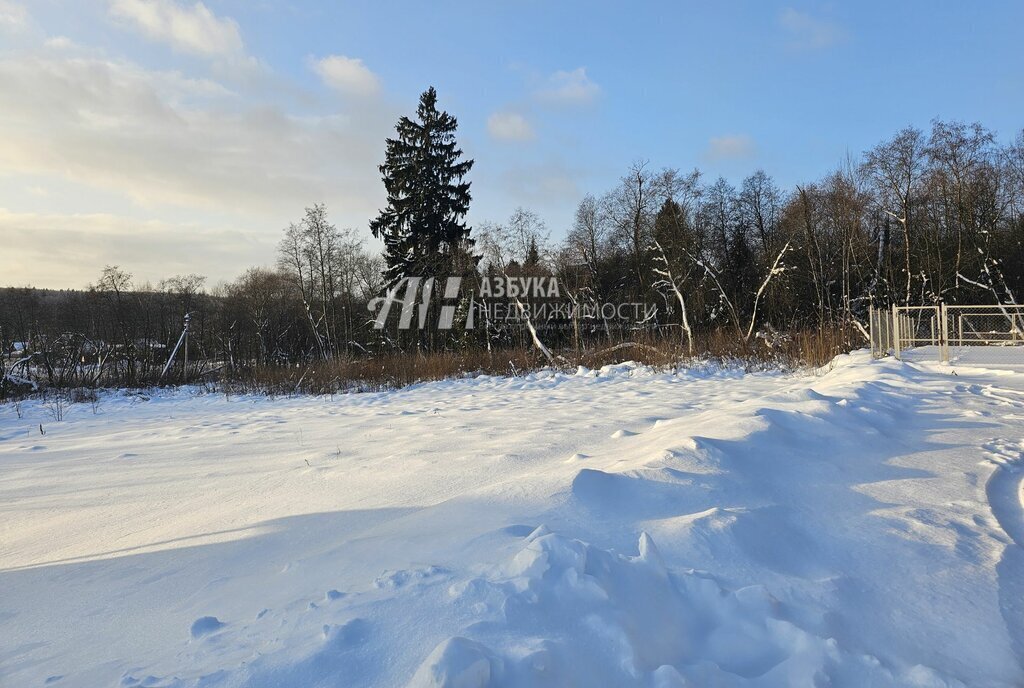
[370,87,474,287]
[653,198,699,261]
[525,237,540,268]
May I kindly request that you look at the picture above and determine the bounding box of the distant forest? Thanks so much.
[2,87,1023,390]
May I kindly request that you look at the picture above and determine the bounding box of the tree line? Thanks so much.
[2,86,1023,390]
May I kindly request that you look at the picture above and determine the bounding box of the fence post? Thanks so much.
[892,304,900,360]
[885,306,891,353]
[939,303,949,363]
[868,305,875,357]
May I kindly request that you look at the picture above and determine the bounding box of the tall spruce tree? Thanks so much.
[370,87,474,287]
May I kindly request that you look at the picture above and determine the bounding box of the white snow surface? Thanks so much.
[2,352,1023,687]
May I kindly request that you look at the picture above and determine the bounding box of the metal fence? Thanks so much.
[870,304,1024,365]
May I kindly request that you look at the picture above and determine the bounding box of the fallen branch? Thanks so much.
[511,296,568,364]
[591,341,662,356]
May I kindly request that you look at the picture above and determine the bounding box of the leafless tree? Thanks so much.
[604,161,673,294]
[738,170,783,254]
[862,127,927,305]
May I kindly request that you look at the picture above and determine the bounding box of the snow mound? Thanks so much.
[420,529,901,686]
[409,637,493,688]
[189,616,225,639]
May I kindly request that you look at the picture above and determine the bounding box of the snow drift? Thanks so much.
[2,353,1023,686]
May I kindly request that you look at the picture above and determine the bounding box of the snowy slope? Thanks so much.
[1,352,1023,687]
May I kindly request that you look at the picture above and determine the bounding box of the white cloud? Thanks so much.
[0,208,273,288]
[0,55,371,206]
[499,159,581,209]
[0,0,27,30]
[0,54,394,265]
[535,67,600,106]
[311,55,380,97]
[704,134,756,161]
[779,8,843,51]
[109,0,245,58]
[487,111,534,142]
[43,36,77,51]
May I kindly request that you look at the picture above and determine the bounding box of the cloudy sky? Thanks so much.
[1,0,1022,289]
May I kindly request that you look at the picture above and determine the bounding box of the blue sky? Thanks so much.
[1,0,1022,288]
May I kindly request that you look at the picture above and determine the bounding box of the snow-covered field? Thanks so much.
[2,352,1023,687]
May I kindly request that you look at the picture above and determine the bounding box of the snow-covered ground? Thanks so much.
[2,352,1023,687]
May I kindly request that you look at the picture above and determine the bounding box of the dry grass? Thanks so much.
[218,348,542,396]
[218,325,860,396]
[570,324,858,370]
[2,326,862,402]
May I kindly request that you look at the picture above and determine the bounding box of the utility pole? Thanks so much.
[160,312,193,383]
[182,312,191,382]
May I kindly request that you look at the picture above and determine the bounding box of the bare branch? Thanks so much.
[746,241,791,341]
